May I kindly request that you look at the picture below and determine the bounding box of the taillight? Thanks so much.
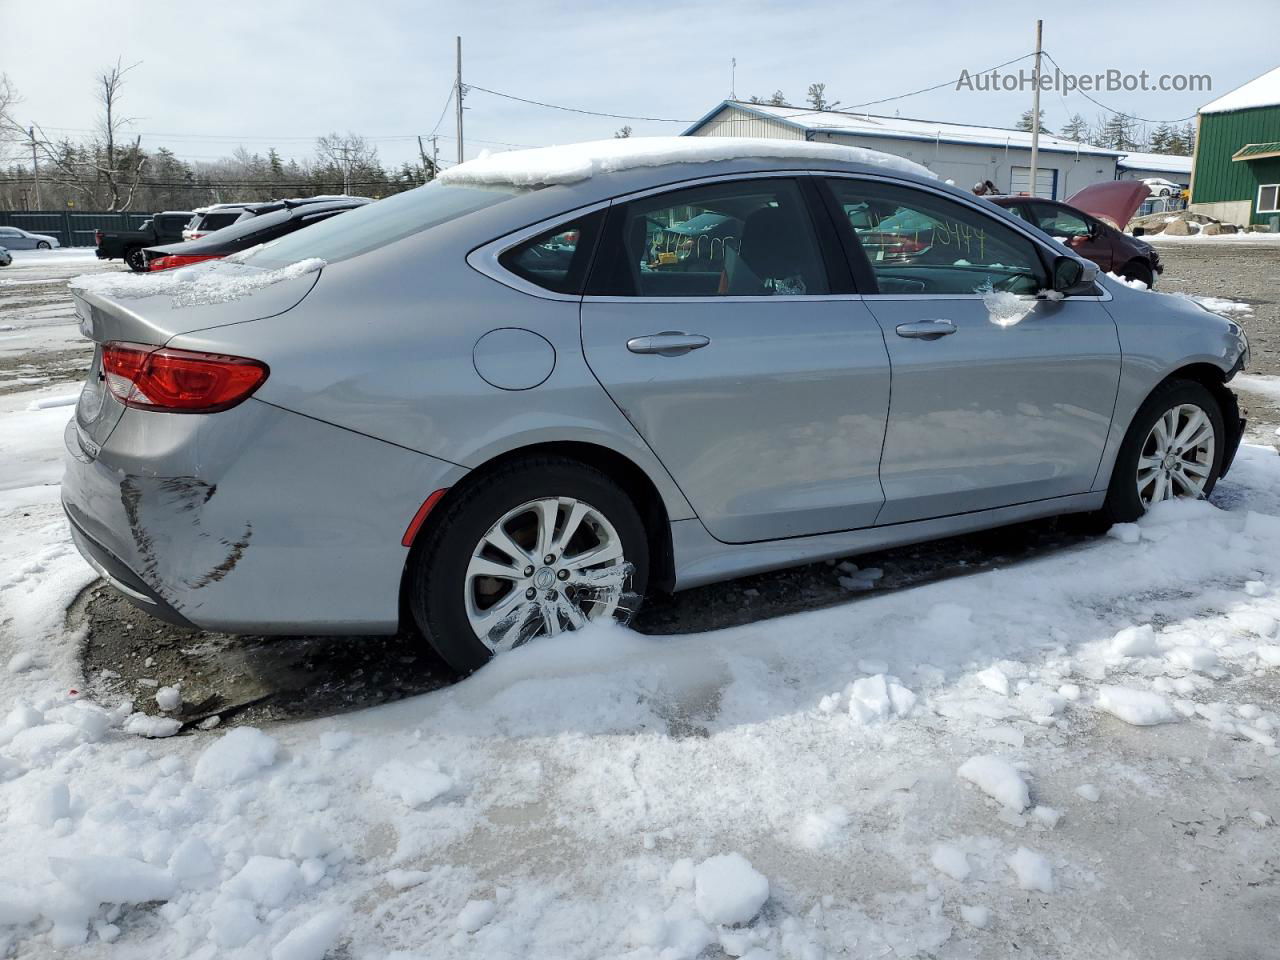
[101,342,269,414]
[95,230,103,245]
[148,253,223,272]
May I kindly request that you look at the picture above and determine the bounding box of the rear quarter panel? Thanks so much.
[167,213,697,522]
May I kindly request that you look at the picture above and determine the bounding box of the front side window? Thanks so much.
[499,211,603,295]
[827,179,1046,295]
[590,178,828,297]
[1030,203,1092,238]
[1259,184,1280,214]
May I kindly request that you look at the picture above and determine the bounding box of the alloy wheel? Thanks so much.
[1136,402,1215,507]
[463,496,630,652]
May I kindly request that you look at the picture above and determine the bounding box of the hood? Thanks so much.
[1065,181,1151,230]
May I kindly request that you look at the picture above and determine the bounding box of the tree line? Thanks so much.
[0,63,434,213]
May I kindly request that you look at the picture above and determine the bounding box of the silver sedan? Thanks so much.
[62,138,1248,674]
[0,226,60,249]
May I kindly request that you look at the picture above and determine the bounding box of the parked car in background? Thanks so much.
[0,226,60,250]
[1142,177,1183,198]
[94,211,193,272]
[182,203,257,242]
[0,247,11,267]
[987,181,1162,287]
[62,139,1247,676]
[143,197,371,271]
[183,196,363,242]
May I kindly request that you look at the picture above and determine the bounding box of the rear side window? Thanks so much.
[826,179,1046,295]
[199,212,244,232]
[499,210,603,295]
[588,178,829,297]
[243,181,521,268]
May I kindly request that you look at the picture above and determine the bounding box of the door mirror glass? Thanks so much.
[1051,255,1098,295]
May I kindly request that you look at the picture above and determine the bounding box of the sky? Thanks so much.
[1,0,1276,171]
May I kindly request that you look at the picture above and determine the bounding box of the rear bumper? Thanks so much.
[61,399,466,635]
[64,502,195,628]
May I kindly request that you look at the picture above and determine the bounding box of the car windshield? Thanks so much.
[242,181,522,268]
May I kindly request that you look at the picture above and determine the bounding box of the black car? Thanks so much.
[143,197,371,271]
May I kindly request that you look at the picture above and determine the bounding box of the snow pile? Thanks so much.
[692,853,769,926]
[1006,847,1055,893]
[69,257,323,308]
[957,755,1031,811]
[191,726,279,785]
[930,843,971,881]
[1095,686,1179,726]
[437,136,935,188]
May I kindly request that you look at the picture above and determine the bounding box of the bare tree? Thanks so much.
[0,73,23,163]
[31,59,148,210]
[614,125,632,138]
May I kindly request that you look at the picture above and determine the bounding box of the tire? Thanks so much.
[1120,259,1154,289]
[409,456,650,674]
[1101,379,1225,524]
[124,247,147,272]
[36,241,50,250]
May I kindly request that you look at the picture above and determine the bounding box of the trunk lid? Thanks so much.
[69,258,322,460]
[1065,181,1151,230]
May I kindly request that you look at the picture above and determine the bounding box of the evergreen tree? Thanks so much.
[1149,123,1176,154]
[1060,113,1090,142]
[806,83,839,111]
[1016,108,1051,134]
[1098,113,1138,151]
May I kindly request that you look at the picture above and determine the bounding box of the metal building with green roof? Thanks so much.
[1190,65,1280,227]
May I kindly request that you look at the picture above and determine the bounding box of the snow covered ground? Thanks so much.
[2,258,1280,959]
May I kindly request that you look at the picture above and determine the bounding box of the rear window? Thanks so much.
[242,181,521,268]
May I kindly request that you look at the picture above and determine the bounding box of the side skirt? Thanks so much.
[669,492,1106,591]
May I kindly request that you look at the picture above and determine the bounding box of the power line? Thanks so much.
[466,52,1039,127]
[1041,51,1198,124]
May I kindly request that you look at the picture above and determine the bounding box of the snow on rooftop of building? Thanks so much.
[436,136,936,188]
[1200,66,1280,115]
[1116,152,1192,174]
[696,102,1122,156]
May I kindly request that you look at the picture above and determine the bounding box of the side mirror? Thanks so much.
[1132,226,1146,238]
[1051,255,1099,296]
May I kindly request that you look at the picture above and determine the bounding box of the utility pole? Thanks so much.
[455,36,464,164]
[1029,19,1043,197]
[335,144,352,195]
[430,135,440,174]
[29,126,41,209]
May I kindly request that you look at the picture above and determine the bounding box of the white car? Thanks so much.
[1141,178,1183,199]
[0,226,60,250]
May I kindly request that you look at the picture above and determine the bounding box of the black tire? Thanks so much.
[1101,378,1225,524]
[409,456,650,674]
[1120,259,1155,289]
[36,241,51,250]
[124,247,147,272]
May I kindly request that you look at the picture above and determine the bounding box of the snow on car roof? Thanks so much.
[437,136,936,188]
[1200,65,1280,114]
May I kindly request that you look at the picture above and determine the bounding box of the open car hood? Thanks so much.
[1066,181,1151,230]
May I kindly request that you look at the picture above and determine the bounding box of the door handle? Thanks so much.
[895,319,956,340]
[626,332,711,356]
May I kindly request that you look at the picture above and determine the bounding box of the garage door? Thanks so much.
[1010,166,1058,199]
